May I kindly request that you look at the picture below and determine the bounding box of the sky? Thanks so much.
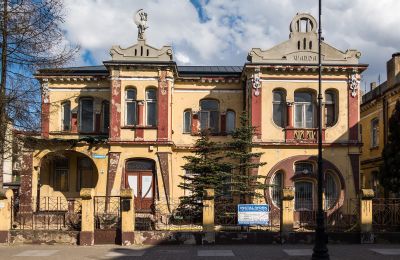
[61,0,400,94]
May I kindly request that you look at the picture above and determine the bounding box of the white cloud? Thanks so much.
[61,0,400,89]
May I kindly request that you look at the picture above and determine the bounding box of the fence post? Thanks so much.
[120,188,135,245]
[79,188,95,246]
[202,188,215,244]
[0,189,13,243]
[280,187,294,241]
[360,188,374,243]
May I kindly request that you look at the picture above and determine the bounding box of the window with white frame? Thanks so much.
[183,109,192,133]
[102,101,109,133]
[226,110,236,133]
[61,101,71,131]
[294,91,314,128]
[146,88,157,126]
[270,171,283,207]
[79,98,94,132]
[125,89,137,126]
[273,90,286,127]
[199,99,219,133]
[371,118,379,148]
[325,90,337,127]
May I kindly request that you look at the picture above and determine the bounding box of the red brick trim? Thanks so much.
[251,88,262,139]
[157,152,170,205]
[191,113,199,134]
[136,102,144,139]
[71,112,78,133]
[157,70,169,141]
[110,80,121,140]
[41,103,50,139]
[106,152,120,197]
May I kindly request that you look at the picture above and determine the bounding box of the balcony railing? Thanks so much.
[285,128,325,143]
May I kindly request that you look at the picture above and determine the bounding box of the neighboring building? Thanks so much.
[20,12,366,216]
[360,53,400,197]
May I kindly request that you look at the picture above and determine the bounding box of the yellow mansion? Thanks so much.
[19,12,367,222]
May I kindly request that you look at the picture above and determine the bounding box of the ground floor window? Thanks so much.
[270,171,283,207]
[54,158,69,192]
[295,181,313,211]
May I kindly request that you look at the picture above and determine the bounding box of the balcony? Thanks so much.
[284,128,325,144]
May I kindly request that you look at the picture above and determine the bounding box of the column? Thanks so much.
[157,70,169,141]
[280,188,294,239]
[120,189,135,245]
[80,188,95,246]
[0,189,13,243]
[360,188,374,243]
[286,102,294,128]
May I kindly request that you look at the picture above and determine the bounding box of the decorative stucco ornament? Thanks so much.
[134,9,148,40]
[248,67,261,96]
[159,70,168,95]
[349,74,359,97]
[42,81,49,104]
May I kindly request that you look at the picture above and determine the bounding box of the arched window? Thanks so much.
[79,98,94,132]
[199,99,219,133]
[226,110,236,133]
[270,171,283,207]
[324,172,339,209]
[295,161,313,174]
[294,91,314,128]
[325,90,337,127]
[125,88,137,126]
[146,88,157,126]
[183,109,192,133]
[295,181,313,210]
[102,101,110,133]
[61,101,71,131]
[273,90,286,127]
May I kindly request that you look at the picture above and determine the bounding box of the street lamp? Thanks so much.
[312,0,330,259]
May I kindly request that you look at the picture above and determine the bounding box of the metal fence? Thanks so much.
[11,197,81,231]
[373,198,400,232]
[93,196,121,230]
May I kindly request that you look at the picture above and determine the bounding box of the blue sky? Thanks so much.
[61,0,400,94]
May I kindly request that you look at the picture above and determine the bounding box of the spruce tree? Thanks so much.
[178,130,231,219]
[225,112,268,204]
[381,100,400,197]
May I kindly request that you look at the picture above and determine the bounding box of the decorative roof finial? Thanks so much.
[134,9,148,40]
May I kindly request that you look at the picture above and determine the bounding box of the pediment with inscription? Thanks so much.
[248,13,361,65]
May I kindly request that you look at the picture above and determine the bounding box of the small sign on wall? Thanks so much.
[237,204,270,225]
[92,154,107,159]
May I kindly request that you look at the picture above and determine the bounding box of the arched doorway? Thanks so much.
[125,159,155,213]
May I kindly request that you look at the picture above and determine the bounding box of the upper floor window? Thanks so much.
[371,118,379,148]
[199,99,219,133]
[79,98,94,132]
[273,90,286,128]
[295,162,313,175]
[125,88,137,126]
[325,90,337,127]
[146,88,157,126]
[294,91,314,128]
[61,101,71,131]
[183,109,192,133]
[226,110,236,133]
[102,101,110,133]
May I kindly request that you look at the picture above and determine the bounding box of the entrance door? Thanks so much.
[125,160,155,212]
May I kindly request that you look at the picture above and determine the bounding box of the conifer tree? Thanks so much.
[225,112,268,203]
[381,100,400,197]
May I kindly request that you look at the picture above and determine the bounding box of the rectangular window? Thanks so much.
[54,159,69,192]
[79,99,94,132]
[146,101,157,126]
[371,118,379,148]
[126,89,137,126]
[294,104,313,128]
[183,110,192,133]
[62,102,71,131]
[295,181,313,211]
[102,102,110,133]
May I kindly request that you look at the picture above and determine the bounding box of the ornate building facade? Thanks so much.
[20,12,367,216]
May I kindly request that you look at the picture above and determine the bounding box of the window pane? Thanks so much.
[183,110,191,133]
[295,181,313,210]
[126,160,154,171]
[200,111,209,130]
[200,100,219,110]
[295,92,312,102]
[295,162,313,174]
[127,176,138,197]
[326,104,334,126]
[273,91,284,102]
[62,102,71,131]
[147,101,157,126]
[226,111,235,133]
[210,111,219,133]
[80,99,93,132]
[325,173,338,209]
[305,104,313,128]
[103,102,110,132]
[126,89,136,100]
[271,171,283,207]
[146,89,157,100]
[273,104,285,127]
[325,92,334,103]
[126,102,137,125]
[294,104,303,128]
[142,176,153,198]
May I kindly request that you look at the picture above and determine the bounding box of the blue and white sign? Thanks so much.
[237,204,270,225]
[92,154,107,159]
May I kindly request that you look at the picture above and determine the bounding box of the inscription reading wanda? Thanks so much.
[293,55,317,62]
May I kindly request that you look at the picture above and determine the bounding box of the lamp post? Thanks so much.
[312,0,330,259]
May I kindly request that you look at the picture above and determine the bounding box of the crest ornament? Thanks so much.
[159,70,168,95]
[349,74,359,97]
[134,9,148,40]
[248,67,261,96]
[42,81,49,104]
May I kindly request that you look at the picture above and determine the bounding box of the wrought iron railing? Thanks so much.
[93,196,121,230]
[372,198,400,232]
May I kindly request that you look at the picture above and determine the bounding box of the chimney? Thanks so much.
[387,52,400,87]
[370,82,377,91]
